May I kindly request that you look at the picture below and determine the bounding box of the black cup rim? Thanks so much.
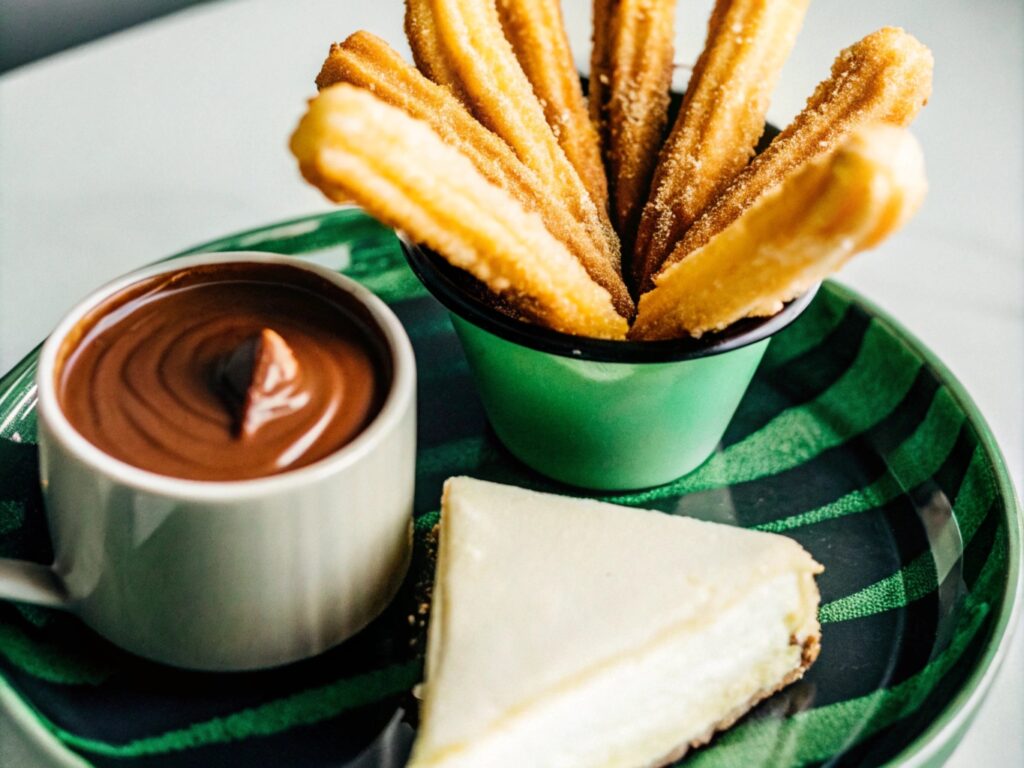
[400,238,819,364]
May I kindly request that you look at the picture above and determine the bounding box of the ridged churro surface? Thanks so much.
[591,0,677,250]
[405,0,468,102]
[294,8,934,344]
[496,0,609,214]
[665,26,933,268]
[291,85,628,340]
[634,0,809,289]
[316,32,633,317]
[405,0,621,279]
[588,0,616,145]
[632,125,927,340]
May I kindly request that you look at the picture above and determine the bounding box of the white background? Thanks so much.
[0,0,1020,765]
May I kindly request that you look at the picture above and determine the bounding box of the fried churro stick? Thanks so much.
[291,85,628,340]
[631,125,926,340]
[634,0,809,290]
[495,0,608,216]
[316,31,633,317]
[590,0,677,246]
[588,0,615,141]
[405,0,468,103]
[662,26,933,271]
[404,0,621,277]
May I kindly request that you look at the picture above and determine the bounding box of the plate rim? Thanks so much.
[0,210,1020,768]
[820,283,1023,768]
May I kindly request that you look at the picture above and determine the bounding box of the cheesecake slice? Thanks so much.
[408,477,823,768]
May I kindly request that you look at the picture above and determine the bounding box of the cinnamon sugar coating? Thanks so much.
[666,26,933,269]
[633,0,810,290]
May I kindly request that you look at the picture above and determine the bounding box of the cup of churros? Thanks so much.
[289,4,932,490]
[404,237,821,489]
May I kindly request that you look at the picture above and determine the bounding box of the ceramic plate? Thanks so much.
[0,210,1019,768]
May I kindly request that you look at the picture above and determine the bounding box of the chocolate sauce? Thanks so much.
[57,262,389,481]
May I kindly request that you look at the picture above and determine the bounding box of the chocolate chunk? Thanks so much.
[214,328,304,437]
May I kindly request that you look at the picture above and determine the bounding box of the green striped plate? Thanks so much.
[0,209,1020,768]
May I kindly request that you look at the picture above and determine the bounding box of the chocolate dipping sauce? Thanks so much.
[56,262,390,481]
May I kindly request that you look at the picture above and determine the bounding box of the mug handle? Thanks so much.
[0,558,69,608]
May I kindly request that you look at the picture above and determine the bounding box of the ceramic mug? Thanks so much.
[402,241,817,491]
[0,252,417,671]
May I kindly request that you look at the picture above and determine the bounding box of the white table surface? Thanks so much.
[0,0,1020,765]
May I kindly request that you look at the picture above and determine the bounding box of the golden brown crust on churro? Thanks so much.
[405,0,622,283]
[495,0,609,215]
[291,85,628,340]
[404,0,469,103]
[632,125,927,340]
[297,10,933,343]
[316,32,634,317]
[593,0,677,249]
[588,0,617,149]
[634,0,810,290]
[665,26,933,269]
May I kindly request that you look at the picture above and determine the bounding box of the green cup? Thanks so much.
[402,242,817,491]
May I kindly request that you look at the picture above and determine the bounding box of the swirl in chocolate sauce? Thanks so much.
[57,263,389,481]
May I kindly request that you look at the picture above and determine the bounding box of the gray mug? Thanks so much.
[0,252,417,670]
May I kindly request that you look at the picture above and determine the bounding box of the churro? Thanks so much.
[632,125,927,340]
[495,0,608,214]
[290,85,629,340]
[404,0,468,103]
[316,32,633,317]
[404,0,621,278]
[663,26,933,270]
[294,7,934,344]
[588,0,614,144]
[590,0,677,246]
[634,0,809,289]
